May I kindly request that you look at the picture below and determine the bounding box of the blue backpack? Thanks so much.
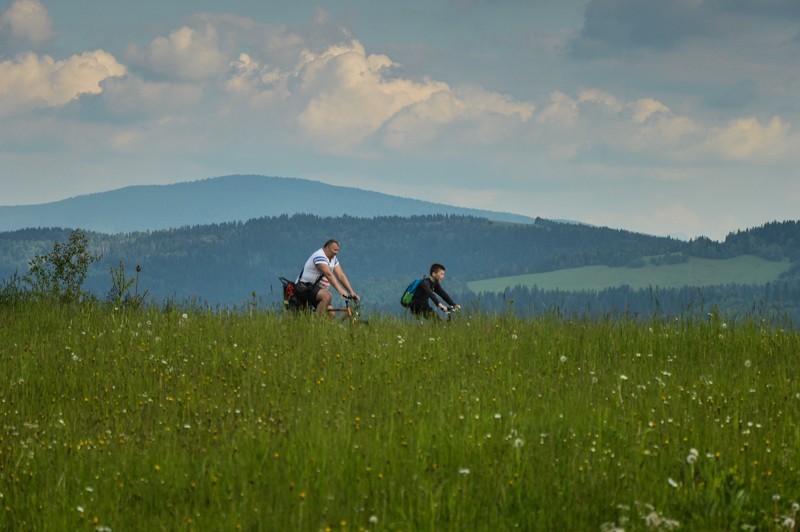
[400,277,425,308]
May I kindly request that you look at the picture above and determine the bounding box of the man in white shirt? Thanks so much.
[297,239,359,317]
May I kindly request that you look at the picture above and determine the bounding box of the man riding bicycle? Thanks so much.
[409,263,460,319]
[296,239,360,318]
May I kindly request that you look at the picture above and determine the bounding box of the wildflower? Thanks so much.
[494,413,502,420]
[369,515,378,525]
[744,359,752,368]
[459,467,471,475]
[667,477,679,488]
[620,375,629,381]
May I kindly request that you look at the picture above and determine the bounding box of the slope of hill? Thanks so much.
[468,255,792,292]
[0,174,537,233]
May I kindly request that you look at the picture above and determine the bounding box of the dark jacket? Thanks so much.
[410,277,455,314]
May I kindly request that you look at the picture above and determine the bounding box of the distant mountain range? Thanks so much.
[0,174,537,233]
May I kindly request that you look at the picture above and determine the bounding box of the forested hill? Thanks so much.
[0,174,536,233]
[2,216,800,321]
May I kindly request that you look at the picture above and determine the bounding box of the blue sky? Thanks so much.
[1,0,798,241]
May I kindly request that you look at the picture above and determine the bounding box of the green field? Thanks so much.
[3,301,800,530]
[468,255,792,293]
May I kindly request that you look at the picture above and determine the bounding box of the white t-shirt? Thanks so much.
[298,248,338,285]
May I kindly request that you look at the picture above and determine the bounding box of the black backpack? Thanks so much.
[279,276,302,311]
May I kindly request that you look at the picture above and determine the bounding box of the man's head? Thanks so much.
[429,263,446,281]
[323,239,340,259]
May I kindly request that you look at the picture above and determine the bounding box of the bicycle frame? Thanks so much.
[328,296,358,320]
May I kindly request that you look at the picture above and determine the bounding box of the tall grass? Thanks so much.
[1,301,799,530]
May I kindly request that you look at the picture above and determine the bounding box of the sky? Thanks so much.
[1,0,798,241]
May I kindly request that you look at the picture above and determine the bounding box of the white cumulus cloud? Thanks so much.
[0,50,126,115]
[294,39,534,153]
[296,40,450,151]
[125,24,228,82]
[705,116,792,160]
[0,0,55,49]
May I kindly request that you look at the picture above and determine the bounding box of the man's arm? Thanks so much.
[434,284,457,309]
[334,265,359,300]
[315,262,349,298]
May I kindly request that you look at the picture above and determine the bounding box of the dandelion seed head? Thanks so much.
[668,477,679,488]
[458,467,470,475]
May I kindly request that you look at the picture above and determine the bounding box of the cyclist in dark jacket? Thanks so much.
[410,263,460,319]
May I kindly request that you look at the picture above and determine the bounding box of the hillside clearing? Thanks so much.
[467,255,791,293]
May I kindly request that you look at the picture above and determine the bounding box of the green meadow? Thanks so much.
[2,301,800,530]
[467,255,792,293]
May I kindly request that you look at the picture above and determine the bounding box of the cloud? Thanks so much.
[0,50,126,115]
[529,87,797,168]
[0,0,55,50]
[569,0,713,57]
[628,98,669,124]
[293,39,533,153]
[569,0,800,58]
[295,39,446,150]
[537,91,579,127]
[125,24,228,82]
[704,116,791,160]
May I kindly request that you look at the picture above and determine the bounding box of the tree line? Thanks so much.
[2,216,799,322]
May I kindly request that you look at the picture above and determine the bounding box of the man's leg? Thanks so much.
[315,288,333,317]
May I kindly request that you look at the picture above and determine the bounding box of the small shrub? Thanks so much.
[108,261,149,309]
[23,229,101,303]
